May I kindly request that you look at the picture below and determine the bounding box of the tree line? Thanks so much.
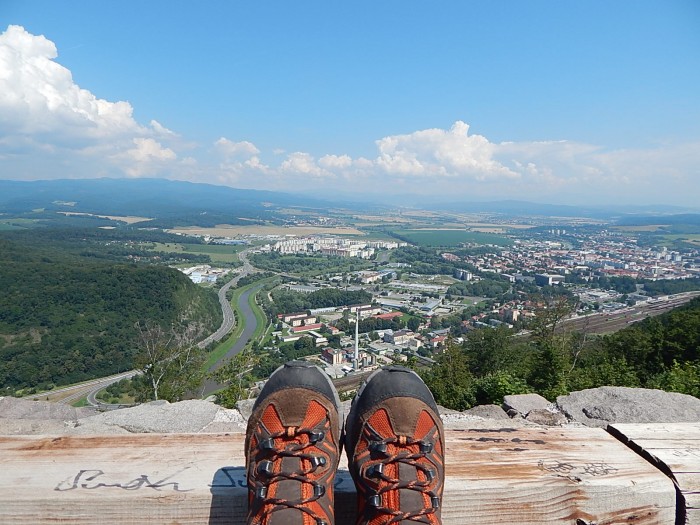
[0,235,221,395]
[421,297,700,410]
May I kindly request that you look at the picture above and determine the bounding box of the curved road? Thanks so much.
[202,282,266,396]
[199,249,257,348]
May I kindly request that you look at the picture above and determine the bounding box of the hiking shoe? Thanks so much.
[344,366,445,525]
[245,361,341,525]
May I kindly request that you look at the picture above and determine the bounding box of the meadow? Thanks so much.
[393,229,513,247]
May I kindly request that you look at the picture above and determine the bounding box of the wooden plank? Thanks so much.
[609,423,700,525]
[0,429,676,525]
[443,427,675,524]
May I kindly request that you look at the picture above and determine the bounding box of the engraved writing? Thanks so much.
[538,460,618,477]
[55,468,193,492]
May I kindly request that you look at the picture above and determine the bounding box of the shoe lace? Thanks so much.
[252,424,331,525]
[362,435,440,524]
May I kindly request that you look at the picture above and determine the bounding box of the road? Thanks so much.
[201,282,266,396]
[26,370,138,405]
[198,249,256,348]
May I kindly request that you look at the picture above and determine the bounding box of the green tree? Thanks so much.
[407,317,421,332]
[133,322,206,402]
[648,360,700,397]
[421,344,475,410]
[211,347,260,408]
[474,371,530,405]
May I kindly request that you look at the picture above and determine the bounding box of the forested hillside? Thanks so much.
[0,237,221,394]
[423,297,700,410]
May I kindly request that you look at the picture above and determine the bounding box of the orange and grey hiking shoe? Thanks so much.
[245,361,341,525]
[344,366,445,525]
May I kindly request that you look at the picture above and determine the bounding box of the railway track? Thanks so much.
[560,291,700,335]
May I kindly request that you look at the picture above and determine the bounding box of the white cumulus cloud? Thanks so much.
[375,121,519,180]
[0,25,179,178]
[214,137,260,159]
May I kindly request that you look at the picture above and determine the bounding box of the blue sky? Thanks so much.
[1,1,699,206]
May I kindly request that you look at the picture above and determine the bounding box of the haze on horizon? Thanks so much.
[1,1,699,207]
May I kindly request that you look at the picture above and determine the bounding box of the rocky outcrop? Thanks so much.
[556,386,700,428]
[502,393,552,417]
[3,385,699,435]
[464,404,510,420]
[0,396,246,435]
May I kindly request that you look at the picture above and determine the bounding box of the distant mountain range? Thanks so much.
[434,199,699,219]
[1,178,698,224]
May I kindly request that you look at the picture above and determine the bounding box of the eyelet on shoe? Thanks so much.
[425,468,435,481]
[255,486,268,499]
[419,441,433,454]
[309,431,325,443]
[310,455,327,468]
[313,483,325,498]
[257,460,274,476]
[431,495,440,508]
[316,519,328,525]
[369,441,387,454]
[260,438,275,450]
[367,463,385,477]
[368,493,382,507]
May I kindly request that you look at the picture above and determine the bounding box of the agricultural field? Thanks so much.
[393,229,513,247]
[0,218,39,230]
[661,234,700,246]
[150,242,244,264]
[57,212,152,224]
[168,224,365,237]
[611,225,669,232]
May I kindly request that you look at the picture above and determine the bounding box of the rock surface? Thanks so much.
[502,393,551,417]
[525,408,568,426]
[0,397,246,435]
[463,404,510,420]
[556,386,700,428]
[3,385,700,435]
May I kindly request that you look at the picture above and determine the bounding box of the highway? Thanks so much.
[198,249,256,348]
[25,370,138,405]
[201,281,266,396]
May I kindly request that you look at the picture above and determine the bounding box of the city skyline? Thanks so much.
[1,1,699,206]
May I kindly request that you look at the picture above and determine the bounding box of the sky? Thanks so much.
[1,1,699,207]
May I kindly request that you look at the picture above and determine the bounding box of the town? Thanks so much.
[174,222,700,380]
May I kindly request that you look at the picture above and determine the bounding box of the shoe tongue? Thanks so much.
[270,455,307,518]
[266,507,307,525]
[398,460,425,522]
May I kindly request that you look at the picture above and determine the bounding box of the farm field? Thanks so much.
[661,234,700,246]
[150,242,244,263]
[0,218,40,230]
[393,229,513,247]
[168,224,365,237]
[611,225,669,232]
[57,212,152,224]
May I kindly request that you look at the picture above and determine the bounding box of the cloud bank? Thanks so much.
[1,25,698,205]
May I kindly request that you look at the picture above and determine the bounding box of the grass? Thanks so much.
[72,397,89,407]
[0,218,39,230]
[611,225,669,232]
[151,242,243,264]
[660,234,700,245]
[249,287,269,343]
[393,229,513,247]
